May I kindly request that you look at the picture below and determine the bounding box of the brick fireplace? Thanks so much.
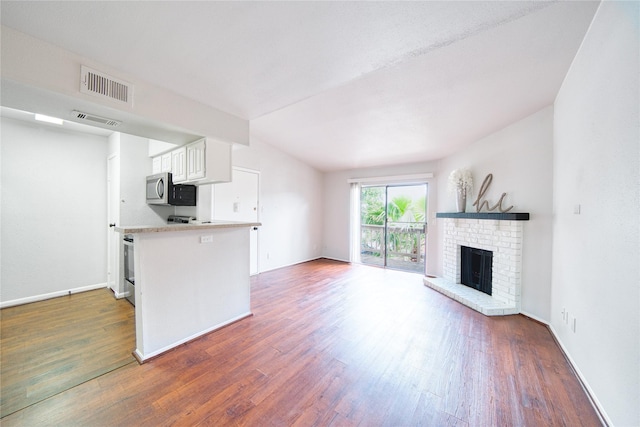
[424,212,529,316]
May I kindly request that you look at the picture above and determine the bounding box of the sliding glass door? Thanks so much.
[360,186,386,267]
[359,183,428,273]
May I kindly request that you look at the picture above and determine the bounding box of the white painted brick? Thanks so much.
[440,217,523,317]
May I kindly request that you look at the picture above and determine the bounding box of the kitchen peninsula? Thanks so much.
[115,221,260,362]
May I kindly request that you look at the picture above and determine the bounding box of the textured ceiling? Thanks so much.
[1,1,599,171]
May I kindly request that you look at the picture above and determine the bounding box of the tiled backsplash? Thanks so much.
[425,218,524,316]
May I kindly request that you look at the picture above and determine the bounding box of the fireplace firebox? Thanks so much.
[461,246,492,295]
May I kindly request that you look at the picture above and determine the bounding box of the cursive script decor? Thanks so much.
[472,174,514,213]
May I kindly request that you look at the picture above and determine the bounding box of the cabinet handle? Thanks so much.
[109,223,116,228]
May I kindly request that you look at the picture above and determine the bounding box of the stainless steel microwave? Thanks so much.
[146,172,171,204]
[146,172,196,206]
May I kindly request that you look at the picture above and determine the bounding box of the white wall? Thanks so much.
[322,108,553,323]
[119,133,173,226]
[1,117,108,304]
[1,26,249,147]
[322,161,439,270]
[108,132,173,297]
[435,107,554,321]
[232,138,324,272]
[553,2,639,425]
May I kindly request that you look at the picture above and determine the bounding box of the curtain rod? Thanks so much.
[347,173,434,184]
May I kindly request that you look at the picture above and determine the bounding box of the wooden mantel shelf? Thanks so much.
[436,212,530,221]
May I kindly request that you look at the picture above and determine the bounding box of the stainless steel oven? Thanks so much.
[123,235,135,306]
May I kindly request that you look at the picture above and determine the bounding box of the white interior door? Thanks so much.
[107,155,121,293]
[213,168,260,275]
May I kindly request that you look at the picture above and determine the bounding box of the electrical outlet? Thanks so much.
[200,235,213,243]
[561,307,566,321]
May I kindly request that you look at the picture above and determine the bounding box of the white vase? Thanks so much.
[456,190,466,213]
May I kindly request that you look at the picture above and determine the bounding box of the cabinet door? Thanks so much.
[186,139,206,181]
[160,153,172,172]
[171,147,187,182]
[152,156,162,174]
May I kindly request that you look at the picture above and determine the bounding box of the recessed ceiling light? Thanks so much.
[35,113,64,125]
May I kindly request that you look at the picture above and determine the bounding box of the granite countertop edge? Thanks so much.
[115,221,261,234]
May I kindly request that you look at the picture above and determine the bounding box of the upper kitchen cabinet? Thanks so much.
[185,138,231,184]
[171,147,187,183]
[187,139,206,181]
[151,144,175,174]
[152,156,162,174]
[150,137,231,184]
[161,152,172,173]
[151,152,172,174]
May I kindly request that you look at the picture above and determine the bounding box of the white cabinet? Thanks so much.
[171,147,187,183]
[151,152,173,175]
[185,138,231,184]
[186,139,206,181]
[160,153,172,172]
[152,156,162,174]
[152,138,231,184]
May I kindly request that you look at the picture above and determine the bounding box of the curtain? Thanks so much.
[349,182,361,263]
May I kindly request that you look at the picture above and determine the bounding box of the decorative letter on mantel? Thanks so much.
[472,174,514,213]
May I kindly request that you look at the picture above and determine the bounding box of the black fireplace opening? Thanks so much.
[461,246,493,295]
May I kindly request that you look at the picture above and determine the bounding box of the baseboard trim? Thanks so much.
[519,310,549,325]
[0,283,108,309]
[258,257,352,274]
[547,325,611,426]
[320,256,350,263]
[111,289,127,299]
[258,256,324,274]
[518,312,610,425]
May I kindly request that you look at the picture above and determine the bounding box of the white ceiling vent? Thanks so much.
[72,110,121,127]
[80,65,133,106]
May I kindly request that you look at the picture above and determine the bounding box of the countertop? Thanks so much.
[115,220,261,234]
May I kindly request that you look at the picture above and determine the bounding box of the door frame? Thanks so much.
[107,154,121,295]
[362,183,428,272]
[213,166,261,275]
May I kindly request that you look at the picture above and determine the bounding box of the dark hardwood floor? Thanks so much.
[1,259,602,426]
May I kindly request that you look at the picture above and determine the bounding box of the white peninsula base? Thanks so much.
[117,222,258,362]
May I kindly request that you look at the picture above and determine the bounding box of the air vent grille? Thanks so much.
[80,65,134,106]
[72,110,121,127]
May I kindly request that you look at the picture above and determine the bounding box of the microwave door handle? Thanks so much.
[156,178,163,199]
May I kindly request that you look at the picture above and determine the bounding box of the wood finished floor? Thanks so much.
[1,259,601,426]
[0,289,136,418]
